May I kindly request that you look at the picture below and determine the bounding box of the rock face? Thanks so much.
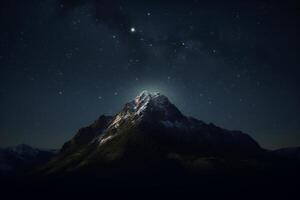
[43,91,263,174]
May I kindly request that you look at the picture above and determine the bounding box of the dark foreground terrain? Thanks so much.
[1,157,300,200]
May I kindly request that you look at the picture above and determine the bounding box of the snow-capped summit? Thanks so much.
[132,90,174,115]
[135,90,161,102]
[134,91,161,115]
[107,91,184,130]
[134,90,167,105]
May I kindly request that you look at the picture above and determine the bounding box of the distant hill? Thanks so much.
[272,147,300,160]
[0,144,57,176]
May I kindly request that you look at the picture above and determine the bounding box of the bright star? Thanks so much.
[130,27,136,33]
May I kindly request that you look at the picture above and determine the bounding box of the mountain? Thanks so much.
[0,144,57,176]
[3,92,300,200]
[42,91,263,174]
[272,147,300,160]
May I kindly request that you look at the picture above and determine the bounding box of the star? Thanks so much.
[130,27,136,33]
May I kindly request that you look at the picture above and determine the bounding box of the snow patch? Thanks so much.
[99,135,115,145]
[108,115,122,128]
[161,120,185,129]
[108,111,132,129]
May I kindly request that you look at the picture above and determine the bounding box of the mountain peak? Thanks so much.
[106,91,183,130]
[136,90,161,99]
[134,90,168,106]
[133,91,169,115]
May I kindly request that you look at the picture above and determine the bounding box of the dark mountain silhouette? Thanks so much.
[42,91,264,175]
[272,147,300,160]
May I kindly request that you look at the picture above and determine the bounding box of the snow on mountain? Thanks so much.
[99,91,188,143]
[133,91,168,115]
[106,91,167,129]
[160,120,186,129]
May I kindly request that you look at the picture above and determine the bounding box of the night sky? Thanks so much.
[1,0,299,149]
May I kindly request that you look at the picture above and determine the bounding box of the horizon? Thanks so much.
[1,90,299,150]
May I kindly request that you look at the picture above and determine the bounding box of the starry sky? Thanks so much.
[0,0,299,149]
